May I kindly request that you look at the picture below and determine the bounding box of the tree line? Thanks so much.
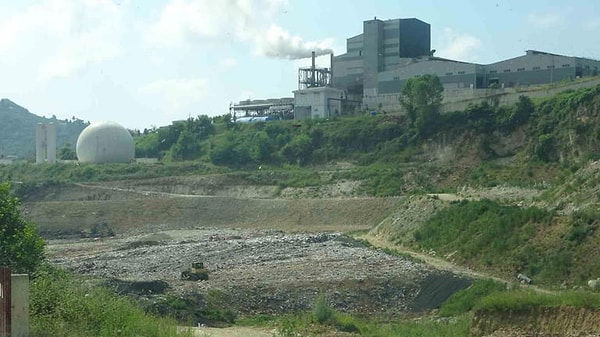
[132,77,600,167]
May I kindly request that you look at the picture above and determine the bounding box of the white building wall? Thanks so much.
[294,87,344,119]
[11,274,29,337]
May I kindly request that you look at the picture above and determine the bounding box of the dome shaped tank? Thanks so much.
[76,121,134,163]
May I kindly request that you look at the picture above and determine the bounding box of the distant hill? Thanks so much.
[0,99,88,160]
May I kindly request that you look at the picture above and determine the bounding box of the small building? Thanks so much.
[293,86,344,120]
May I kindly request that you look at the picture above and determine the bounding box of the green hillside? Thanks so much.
[0,98,88,160]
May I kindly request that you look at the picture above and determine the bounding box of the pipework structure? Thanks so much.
[298,52,333,90]
[35,123,57,164]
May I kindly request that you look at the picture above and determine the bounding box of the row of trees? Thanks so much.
[135,115,215,160]
[132,76,600,167]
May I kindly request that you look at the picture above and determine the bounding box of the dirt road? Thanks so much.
[190,326,273,337]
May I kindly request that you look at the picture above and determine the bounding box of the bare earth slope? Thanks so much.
[25,178,471,322]
[22,184,403,237]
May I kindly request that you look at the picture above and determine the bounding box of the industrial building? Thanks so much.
[332,17,600,97]
[231,98,294,121]
[231,16,600,120]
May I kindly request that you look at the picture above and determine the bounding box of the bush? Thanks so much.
[0,183,45,273]
[313,294,334,324]
[30,266,191,337]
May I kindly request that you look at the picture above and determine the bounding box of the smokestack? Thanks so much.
[311,51,316,87]
[330,52,334,86]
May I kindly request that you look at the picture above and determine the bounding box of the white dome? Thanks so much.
[76,121,134,164]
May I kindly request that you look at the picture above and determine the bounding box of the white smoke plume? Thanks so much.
[255,25,334,59]
[147,0,334,60]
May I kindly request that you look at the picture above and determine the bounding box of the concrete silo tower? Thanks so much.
[35,123,57,164]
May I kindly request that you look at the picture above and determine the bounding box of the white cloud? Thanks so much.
[0,1,70,55]
[436,28,482,62]
[138,78,210,118]
[0,0,124,80]
[585,17,600,30]
[528,12,565,29]
[219,57,238,68]
[145,0,333,60]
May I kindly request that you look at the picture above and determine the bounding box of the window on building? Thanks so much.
[489,70,497,74]
[517,68,525,72]
[533,66,541,70]
[458,71,465,74]
[562,64,570,68]
[547,65,555,69]
[393,76,399,80]
[445,72,453,76]
[504,69,511,73]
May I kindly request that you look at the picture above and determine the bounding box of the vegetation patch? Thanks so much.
[438,280,507,317]
[413,199,559,282]
[271,294,470,337]
[478,289,600,312]
[30,267,191,337]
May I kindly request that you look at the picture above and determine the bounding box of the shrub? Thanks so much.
[0,183,45,273]
[313,294,334,324]
[30,266,191,337]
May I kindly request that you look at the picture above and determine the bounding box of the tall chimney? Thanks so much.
[311,51,316,87]
[330,52,334,86]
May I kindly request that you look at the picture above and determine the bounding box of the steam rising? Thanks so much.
[255,25,334,59]
[148,0,334,60]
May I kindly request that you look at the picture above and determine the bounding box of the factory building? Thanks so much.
[231,97,294,121]
[231,17,600,120]
[332,17,600,98]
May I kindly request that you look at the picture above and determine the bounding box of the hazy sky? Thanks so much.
[1,0,599,130]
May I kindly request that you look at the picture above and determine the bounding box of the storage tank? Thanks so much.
[76,121,134,163]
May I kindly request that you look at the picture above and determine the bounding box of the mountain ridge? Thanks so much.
[0,98,88,160]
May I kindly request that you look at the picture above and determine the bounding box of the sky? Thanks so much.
[1,0,599,130]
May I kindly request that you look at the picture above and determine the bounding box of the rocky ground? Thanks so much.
[47,227,470,318]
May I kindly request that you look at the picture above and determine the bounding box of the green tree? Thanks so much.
[399,74,444,136]
[58,142,77,160]
[0,183,45,273]
[135,132,160,158]
[281,134,312,165]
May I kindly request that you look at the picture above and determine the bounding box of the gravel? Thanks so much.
[47,228,468,316]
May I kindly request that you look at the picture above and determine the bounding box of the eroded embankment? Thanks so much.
[470,307,600,337]
[21,184,403,238]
